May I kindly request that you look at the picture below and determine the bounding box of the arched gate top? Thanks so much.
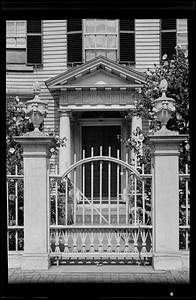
[61,156,141,180]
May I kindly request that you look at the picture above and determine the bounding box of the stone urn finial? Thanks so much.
[23,81,48,135]
[153,79,176,134]
[159,78,168,93]
[33,81,41,95]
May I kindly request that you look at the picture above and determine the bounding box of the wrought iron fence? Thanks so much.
[7,166,24,251]
[179,164,190,250]
[6,161,190,255]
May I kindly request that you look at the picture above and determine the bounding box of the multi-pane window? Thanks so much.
[6,21,26,48]
[161,19,177,60]
[84,19,118,62]
[67,19,135,65]
[6,20,42,65]
[177,19,188,50]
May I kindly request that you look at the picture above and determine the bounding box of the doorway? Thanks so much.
[82,126,121,199]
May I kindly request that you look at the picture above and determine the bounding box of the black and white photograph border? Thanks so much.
[1,0,195,299]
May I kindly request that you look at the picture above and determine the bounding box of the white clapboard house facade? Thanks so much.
[6,19,189,270]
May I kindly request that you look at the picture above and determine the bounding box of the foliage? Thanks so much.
[125,49,190,247]
[6,98,67,174]
[50,178,74,225]
[126,47,190,171]
[6,99,34,174]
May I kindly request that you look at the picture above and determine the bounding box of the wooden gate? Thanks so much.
[49,147,152,265]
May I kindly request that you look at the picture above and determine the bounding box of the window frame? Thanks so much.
[6,20,27,49]
[83,19,119,62]
[176,19,188,50]
[6,20,42,67]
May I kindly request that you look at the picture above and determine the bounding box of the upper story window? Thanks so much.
[84,19,118,61]
[177,19,188,50]
[67,19,135,66]
[6,21,26,48]
[6,20,42,66]
[161,19,177,60]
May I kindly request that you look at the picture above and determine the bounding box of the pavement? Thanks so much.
[8,265,189,284]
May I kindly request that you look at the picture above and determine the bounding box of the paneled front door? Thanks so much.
[82,126,121,199]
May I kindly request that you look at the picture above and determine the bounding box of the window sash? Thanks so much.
[83,19,118,62]
[84,19,118,34]
[85,49,117,61]
[6,21,26,48]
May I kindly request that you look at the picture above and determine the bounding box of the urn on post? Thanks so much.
[153,79,176,134]
[23,81,48,135]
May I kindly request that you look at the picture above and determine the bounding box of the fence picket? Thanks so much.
[108,147,111,225]
[99,146,102,224]
[91,147,94,225]
[125,152,129,225]
[117,149,120,225]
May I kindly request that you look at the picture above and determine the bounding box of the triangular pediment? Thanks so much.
[68,69,135,86]
[46,56,146,91]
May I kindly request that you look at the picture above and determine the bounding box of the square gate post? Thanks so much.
[148,133,187,270]
[15,135,55,270]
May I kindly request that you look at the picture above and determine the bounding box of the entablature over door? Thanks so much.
[59,90,139,106]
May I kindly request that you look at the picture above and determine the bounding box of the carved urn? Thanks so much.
[153,79,176,133]
[24,82,48,134]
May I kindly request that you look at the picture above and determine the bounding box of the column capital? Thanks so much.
[58,108,72,117]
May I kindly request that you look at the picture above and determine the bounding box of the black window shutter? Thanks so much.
[119,19,135,63]
[68,33,82,63]
[67,19,82,64]
[27,20,42,65]
[161,19,176,30]
[67,19,82,31]
[120,19,134,31]
[27,20,42,33]
[161,32,176,60]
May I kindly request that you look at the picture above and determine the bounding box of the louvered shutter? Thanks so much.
[67,19,82,64]
[161,19,176,60]
[120,19,134,31]
[119,19,135,64]
[161,19,176,30]
[161,32,176,59]
[27,20,42,65]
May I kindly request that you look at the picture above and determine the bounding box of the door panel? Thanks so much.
[82,126,121,198]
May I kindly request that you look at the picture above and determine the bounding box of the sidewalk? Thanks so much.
[8,265,189,284]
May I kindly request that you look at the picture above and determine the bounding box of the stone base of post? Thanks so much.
[153,252,182,270]
[21,253,50,270]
